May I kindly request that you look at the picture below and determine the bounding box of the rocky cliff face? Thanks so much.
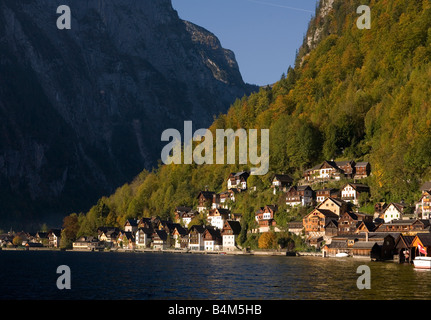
[0,0,257,229]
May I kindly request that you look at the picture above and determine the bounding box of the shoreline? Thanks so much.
[1,247,370,259]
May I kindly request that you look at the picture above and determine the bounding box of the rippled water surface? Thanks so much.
[1,250,431,300]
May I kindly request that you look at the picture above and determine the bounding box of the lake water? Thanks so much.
[1,250,431,300]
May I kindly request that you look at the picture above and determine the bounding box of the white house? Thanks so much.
[341,183,370,205]
[383,203,406,223]
[203,227,222,251]
[227,172,250,190]
[207,208,231,230]
[135,228,152,249]
[221,220,241,251]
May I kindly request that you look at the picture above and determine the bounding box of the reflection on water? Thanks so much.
[1,251,431,300]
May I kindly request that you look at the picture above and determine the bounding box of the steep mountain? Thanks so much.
[71,0,431,239]
[0,0,257,229]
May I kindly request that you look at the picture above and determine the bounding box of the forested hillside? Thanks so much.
[69,0,431,240]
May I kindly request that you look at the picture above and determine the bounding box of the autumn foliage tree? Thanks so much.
[258,232,277,250]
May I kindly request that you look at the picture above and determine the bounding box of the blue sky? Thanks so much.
[172,0,319,86]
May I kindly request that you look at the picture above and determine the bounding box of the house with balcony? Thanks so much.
[285,185,314,207]
[255,205,279,233]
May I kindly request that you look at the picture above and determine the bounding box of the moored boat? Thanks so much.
[413,256,431,269]
[335,252,349,258]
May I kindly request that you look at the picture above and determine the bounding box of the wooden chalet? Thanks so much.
[271,174,293,193]
[172,225,189,249]
[354,162,371,179]
[135,227,153,249]
[255,205,279,233]
[197,191,216,213]
[285,185,314,207]
[336,160,356,178]
[315,188,340,203]
[152,229,168,250]
[338,211,373,235]
[303,208,339,236]
[374,219,430,234]
[203,227,222,251]
[188,225,206,251]
[221,220,241,251]
[316,197,349,216]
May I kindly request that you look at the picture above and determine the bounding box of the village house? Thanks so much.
[48,229,62,248]
[72,236,99,251]
[340,183,370,205]
[304,160,371,183]
[188,225,206,251]
[227,171,250,191]
[174,206,192,222]
[285,185,314,207]
[355,220,380,234]
[117,231,135,249]
[207,208,231,230]
[197,191,216,213]
[415,182,431,219]
[172,225,189,249]
[271,174,293,194]
[124,219,140,234]
[175,209,197,228]
[315,188,339,203]
[152,229,168,250]
[374,202,388,220]
[338,211,373,235]
[336,160,356,179]
[303,208,339,247]
[382,202,407,223]
[97,227,120,246]
[354,162,371,179]
[316,197,349,216]
[374,219,431,234]
[221,220,241,251]
[135,227,153,249]
[219,189,238,209]
[255,205,279,233]
[203,227,222,251]
[304,160,343,182]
